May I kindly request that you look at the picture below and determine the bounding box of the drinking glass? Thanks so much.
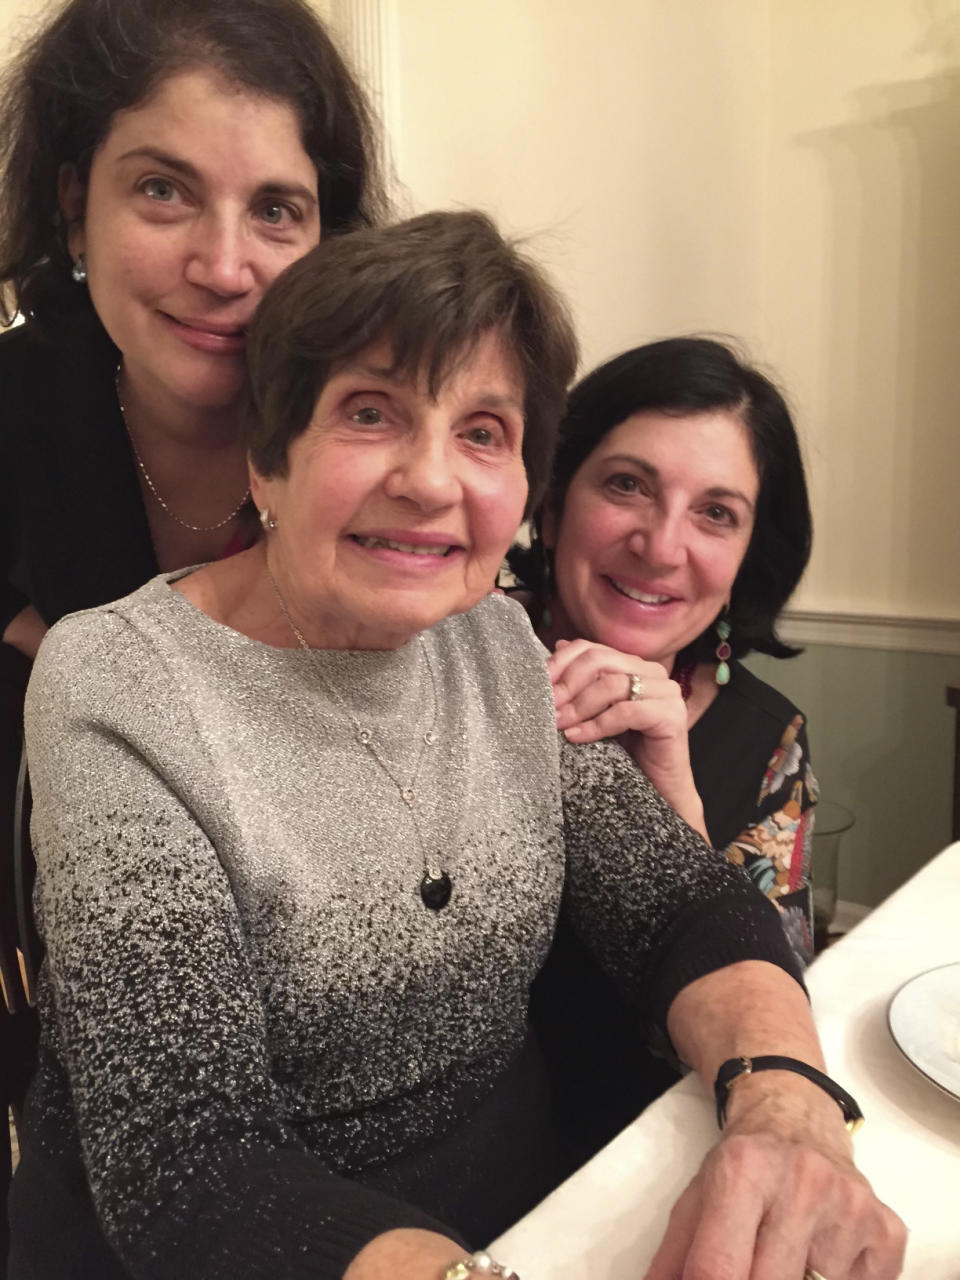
[812,801,855,953]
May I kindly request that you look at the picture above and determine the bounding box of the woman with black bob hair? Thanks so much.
[509,338,818,1160]
[510,336,812,659]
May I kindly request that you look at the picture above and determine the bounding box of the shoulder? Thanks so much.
[436,592,547,662]
[0,319,116,422]
[0,319,95,373]
[0,323,52,385]
[27,576,179,717]
[428,593,554,719]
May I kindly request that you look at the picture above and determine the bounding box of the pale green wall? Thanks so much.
[745,645,958,907]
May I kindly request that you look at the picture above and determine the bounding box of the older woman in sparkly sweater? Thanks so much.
[13,213,904,1280]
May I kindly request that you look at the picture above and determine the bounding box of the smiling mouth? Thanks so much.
[164,313,248,338]
[352,535,457,556]
[607,577,675,605]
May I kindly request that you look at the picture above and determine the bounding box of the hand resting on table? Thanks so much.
[648,962,907,1280]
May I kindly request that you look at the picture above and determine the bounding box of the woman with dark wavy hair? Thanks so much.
[0,0,382,1249]
[508,337,818,1159]
[0,0,383,649]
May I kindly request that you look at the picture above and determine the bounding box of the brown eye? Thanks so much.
[351,406,383,426]
[704,504,736,526]
[606,473,641,494]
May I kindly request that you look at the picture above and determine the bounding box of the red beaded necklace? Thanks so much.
[671,661,695,703]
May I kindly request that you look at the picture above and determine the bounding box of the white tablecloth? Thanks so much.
[491,842,960,1278]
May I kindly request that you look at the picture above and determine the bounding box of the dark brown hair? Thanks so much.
[0,0,385,330]
[245,210,579,516]
[507,337,812,661]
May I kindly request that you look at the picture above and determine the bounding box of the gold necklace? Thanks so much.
[265,559,452,910]
[115,366,251,533]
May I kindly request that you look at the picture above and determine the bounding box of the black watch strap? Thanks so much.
[714,1055,864,1133]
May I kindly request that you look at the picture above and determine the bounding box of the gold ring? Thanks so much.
[804,1269,829,1280]
[628,674,645,701]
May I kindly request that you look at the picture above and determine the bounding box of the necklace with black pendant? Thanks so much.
[265,560,453,910]
[420,865,452,910]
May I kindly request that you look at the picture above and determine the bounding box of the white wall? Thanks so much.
[381,0,960,624]
[0,0,45,68]
[388,0,769,369]
[762,3,960,618]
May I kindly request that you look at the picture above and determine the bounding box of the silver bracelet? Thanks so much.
[442,1251,519,1280]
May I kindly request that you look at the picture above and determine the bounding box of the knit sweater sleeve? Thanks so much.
[558,736,804,1037]
[24,616,457,1280]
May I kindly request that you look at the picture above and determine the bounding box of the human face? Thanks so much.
[546,410,759,669]
[63,67,320,417]
[252,330,529,650]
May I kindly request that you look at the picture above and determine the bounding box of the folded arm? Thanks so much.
[558,737,905,1280]
[647,960,906,1279]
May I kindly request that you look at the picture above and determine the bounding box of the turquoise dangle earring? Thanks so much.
[714,610,732,686]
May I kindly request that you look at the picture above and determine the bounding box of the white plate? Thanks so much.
[887,962,960,1101]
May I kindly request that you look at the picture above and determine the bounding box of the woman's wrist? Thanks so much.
[716,1055,863,1133]
[720,1065,856,1159]
[677,791,709,841]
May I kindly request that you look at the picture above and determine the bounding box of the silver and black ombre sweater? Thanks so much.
[19,578,800,1278]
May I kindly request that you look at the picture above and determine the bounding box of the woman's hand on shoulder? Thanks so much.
[645,1073,906,1280]
[548,638,708,838]
[549,638,682,743]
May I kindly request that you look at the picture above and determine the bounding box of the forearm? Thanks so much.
[666,959,852,1155]
[668,959,819,1078]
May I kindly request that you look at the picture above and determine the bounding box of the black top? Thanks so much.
[690,660,810,849]
[1,319,158,634]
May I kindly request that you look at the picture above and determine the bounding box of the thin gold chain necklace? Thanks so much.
[265,559,453,910]
[115,366,251,533]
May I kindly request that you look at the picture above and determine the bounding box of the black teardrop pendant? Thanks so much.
[420,869,452,910]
